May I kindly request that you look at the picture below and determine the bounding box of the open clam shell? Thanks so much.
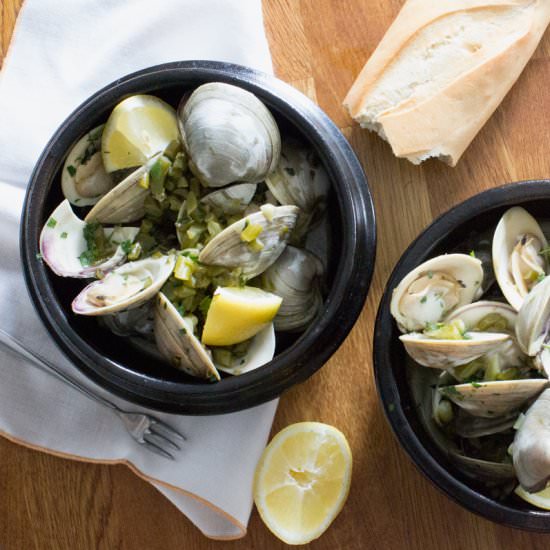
[178,82,281,187]
[201,183,257,216]
[513,388,550,492]
[440,379,548,418]
[214,324,276,376]
[390,254,484,333]
[154,292,220,381]
[62,125,114,206]
[85,155,159,224]
[516,274,550,358]
[493,207,547,311]
[260,246,324,331]
[72,254,175,315]
[198,205,299,279]
[400,331,510,369]
[39,200,139,278]
[445,301,517,332]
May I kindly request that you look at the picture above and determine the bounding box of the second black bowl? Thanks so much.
[374,180,550,531]
[21,61,376,415]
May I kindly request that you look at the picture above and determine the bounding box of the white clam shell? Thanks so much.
[179,82,281,187]
[493,206,547,311]
[154,292,220,380]
[200,183,257,215]
[390,254,484,333]
[445,300,517,331]
[61,125,114,206]
[215,324,276,376]
[260,246,324,331]
[265,139,330,213]
[516,275,550,357]
[198,205,299,279]
[440,379,548,418]
[72,254,175,315]
[513,388,550,492]
[39,200,139,278]
[84,156,159,224]
[400,332,510,369]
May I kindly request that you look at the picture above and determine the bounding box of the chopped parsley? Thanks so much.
[427,271,434,279]
[470,381,482,388]
[60,232,68,239]
[78,222,115,267]
[420,296,428,304]
[469,250,476,258]
[46,218,57,228]
[66,165,77,177]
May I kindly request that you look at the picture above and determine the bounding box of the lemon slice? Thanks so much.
[515,484,550,510]
[201,286,282,346]
[101,95,178,173]
[254,422,352,545]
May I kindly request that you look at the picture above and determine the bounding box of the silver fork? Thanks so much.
[0,328,185,460]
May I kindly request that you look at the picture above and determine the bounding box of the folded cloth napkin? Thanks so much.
[0,0,278,540]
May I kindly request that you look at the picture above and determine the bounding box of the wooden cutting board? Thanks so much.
[2,1,550,548]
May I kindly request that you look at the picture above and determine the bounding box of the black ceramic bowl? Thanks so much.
[374,180,550,530]
[21,61,376,415]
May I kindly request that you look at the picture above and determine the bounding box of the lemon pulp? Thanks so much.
[254,422,352,545]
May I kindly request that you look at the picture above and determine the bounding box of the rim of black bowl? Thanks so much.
[374,179,550,531]
[21,60,376,415]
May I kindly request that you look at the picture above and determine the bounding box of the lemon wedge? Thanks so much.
[254,422,352,545]
[515,484,550,510]
[101,95,178,173]
[201,286,282,346]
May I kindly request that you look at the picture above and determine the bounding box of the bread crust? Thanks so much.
[344,0,550,165]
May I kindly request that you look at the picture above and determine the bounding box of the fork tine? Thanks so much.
[142,437,175,460]
[145,429,181,451]
[150,418,187,441]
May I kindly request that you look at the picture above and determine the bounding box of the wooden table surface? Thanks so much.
[2,0,550,548]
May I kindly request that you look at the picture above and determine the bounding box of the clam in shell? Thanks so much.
[492,207,547,311]
[439,379,548,418]
[390,254,484,333]
[178,82,281,187]
[154,292,220,381]
[265,138,330,213]
[198,205,299,280]
[201,183,257,216]
[260,246,324,331]
[39,200,139,278]
[400,330,510,369]
[61,125,114,206]
[513,388,550,492]
[85,155,160,224]
[72,254,175,315]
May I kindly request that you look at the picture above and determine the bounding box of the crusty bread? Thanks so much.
[344,0,550,166]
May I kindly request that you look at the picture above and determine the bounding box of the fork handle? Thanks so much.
[0,328,119,412]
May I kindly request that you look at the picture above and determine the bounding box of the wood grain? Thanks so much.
[2,0,550,548]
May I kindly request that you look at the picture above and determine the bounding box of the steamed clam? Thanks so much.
[39,199,139,278]
[390,253,483,333]
[61,125,114,206]
[40,87,328,384]
[178,82,281,187]
[259,246,324,331]
[493,207,548,311]
[72,255,175,315]
[198,205,299,279]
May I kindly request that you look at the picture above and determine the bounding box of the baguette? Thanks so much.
[344,0,550,166]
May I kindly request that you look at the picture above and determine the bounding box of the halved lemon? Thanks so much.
[201,286,282,346]
[254,422,352,545]
[101,95,178,173]
[515,484,550,510]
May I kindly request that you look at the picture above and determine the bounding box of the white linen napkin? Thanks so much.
[0,0,278,540]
